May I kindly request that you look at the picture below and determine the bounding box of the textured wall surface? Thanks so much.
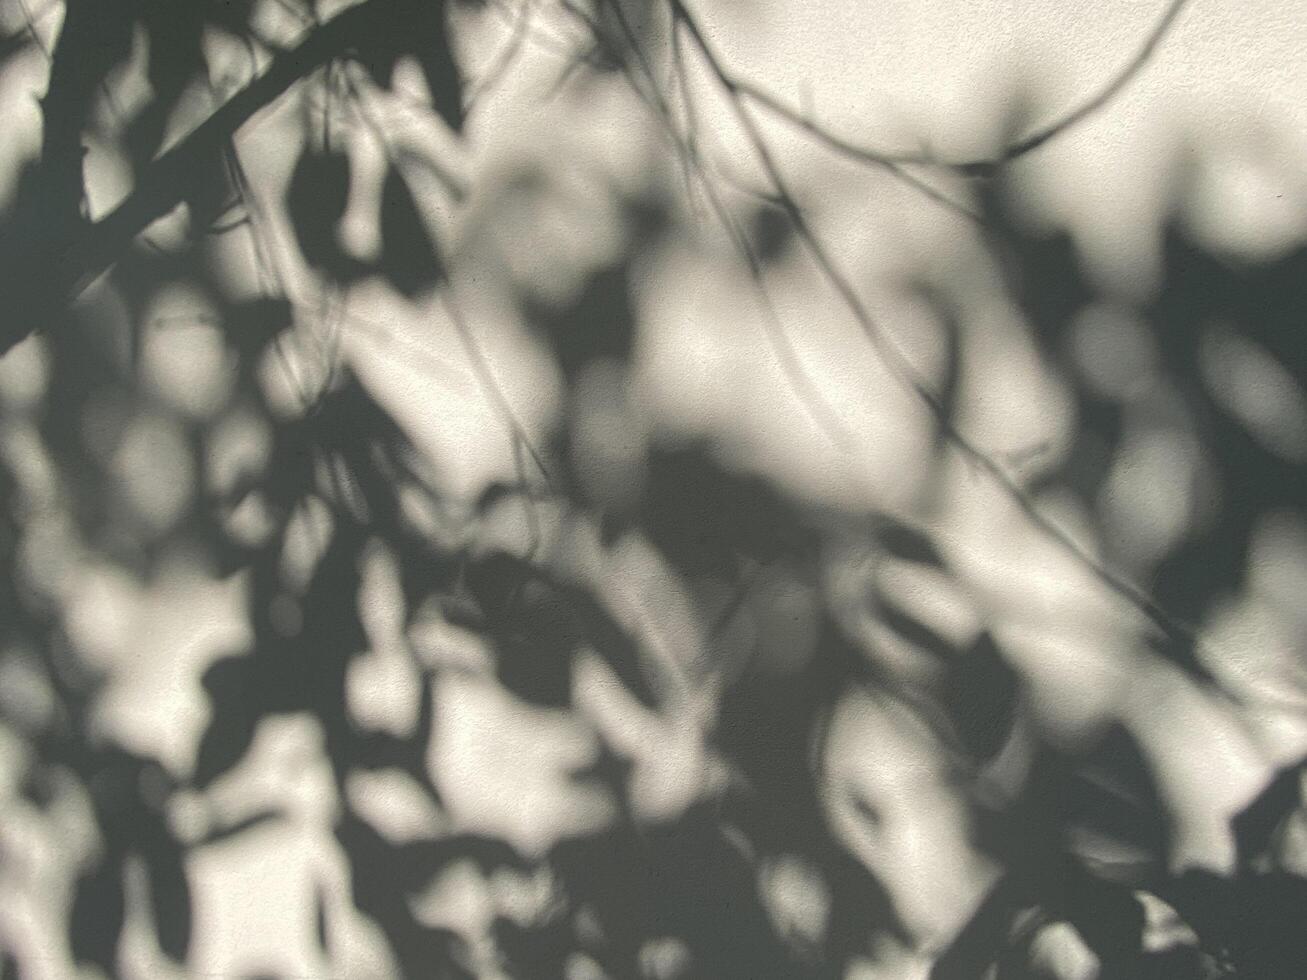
[1,1,1306,977]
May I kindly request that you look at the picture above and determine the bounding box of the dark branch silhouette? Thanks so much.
[1,0,391,355]
[672,0,1192,178]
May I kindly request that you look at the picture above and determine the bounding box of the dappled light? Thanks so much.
[2,1,1307,978]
